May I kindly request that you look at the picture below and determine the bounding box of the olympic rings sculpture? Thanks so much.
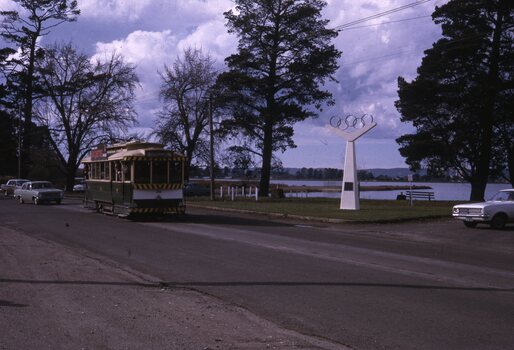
[330,114,374,131]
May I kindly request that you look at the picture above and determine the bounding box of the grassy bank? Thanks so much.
[186,197,456,223]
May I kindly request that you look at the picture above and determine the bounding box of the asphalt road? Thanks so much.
[1,197,514,349]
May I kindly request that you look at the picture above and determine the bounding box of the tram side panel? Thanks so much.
[131,183,184,214]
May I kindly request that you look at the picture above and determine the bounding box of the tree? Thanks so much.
[1,0,79,177]
[495,93,514,186]
[34,43,138,190]
[0,109,18,176]
[153,47,218,181]
[216,0,341,197]
[0,46,18,176]
[395,0,514,200]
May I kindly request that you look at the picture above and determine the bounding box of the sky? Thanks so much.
[1,0,448,170]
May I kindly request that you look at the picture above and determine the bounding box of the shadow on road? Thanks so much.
[1,278,513,293]
[133,212,294,228]
[0,299,29,307]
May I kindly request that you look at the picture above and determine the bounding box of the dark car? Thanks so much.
[184,183,210,197]
[1,179,30,197]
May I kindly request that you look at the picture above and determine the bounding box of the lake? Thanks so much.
[270,180,511,201]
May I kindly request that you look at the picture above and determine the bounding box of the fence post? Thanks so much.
[255,187,258,201]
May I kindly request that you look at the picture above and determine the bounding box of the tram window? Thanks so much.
[122,162,131,182]
[114,162,122,181]
[170,161,182,182]
[152,161,168,183]
[92,163,100,179]
[102,162,110,180]
[134,161,151,183]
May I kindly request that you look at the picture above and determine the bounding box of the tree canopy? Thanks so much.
[216,0,341,197]
[395,0,514,200]
[35,43,138,190]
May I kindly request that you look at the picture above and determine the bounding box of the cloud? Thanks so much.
[0,0,18,11]
[4,0,449,168]
[92,30,179,125]
[305,0,445,142]
[93,30,178,65]
[78,0,153,21]
[177,20,237,63]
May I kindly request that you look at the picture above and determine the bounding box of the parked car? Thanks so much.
[184,182,210,197]
[1,179,30,197]
[14,181,64,205]
[452,189,514,229]
[73,181,86,192]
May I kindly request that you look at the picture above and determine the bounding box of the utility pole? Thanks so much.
[18,105,22,179]
[208,95,215,201]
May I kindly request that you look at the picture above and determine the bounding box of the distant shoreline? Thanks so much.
[279,185,432,193]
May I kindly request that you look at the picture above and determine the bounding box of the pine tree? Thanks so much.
[396,0,514,200]
[216,0,341,197]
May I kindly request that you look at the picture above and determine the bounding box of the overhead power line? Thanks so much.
[338,15,432,31]
[342,33,487,67]
[334,0,434,31]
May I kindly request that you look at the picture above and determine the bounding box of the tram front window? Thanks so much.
[134,161,151,183]
[152,161,168,183]
[170,161,182,182]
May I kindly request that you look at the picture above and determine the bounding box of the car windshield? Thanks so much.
[32,182,53,189]
[488,191,514,201]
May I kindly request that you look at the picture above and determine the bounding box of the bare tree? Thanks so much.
[153,47,218,181]
[35,43,139,190]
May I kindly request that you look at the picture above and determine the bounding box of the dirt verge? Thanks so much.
[0,226,346,350]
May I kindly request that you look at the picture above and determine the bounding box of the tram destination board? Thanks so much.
[90,144,107,161]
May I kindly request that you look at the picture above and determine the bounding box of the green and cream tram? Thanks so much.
[82,142,186,217]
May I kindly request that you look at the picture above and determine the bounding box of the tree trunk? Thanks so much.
[470,2,506,201]
[470,179,487,202]
[21,33,39,178]
[184,147,194,182]
[259,118,273,198]
[65,163,78,193]
[507,145,514,188]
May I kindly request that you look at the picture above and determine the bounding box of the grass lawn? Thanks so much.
[186,197,458,222]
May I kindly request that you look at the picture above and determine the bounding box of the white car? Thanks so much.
[453,189,514,229]
[14,181,64,205]
[73,182,86,192]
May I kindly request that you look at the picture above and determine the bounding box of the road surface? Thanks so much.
[1,197,513,349]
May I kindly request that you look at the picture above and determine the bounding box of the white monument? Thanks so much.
[328,115,377,210]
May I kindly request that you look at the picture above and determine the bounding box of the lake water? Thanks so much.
[270,180,511,201]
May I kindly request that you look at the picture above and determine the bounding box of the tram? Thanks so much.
[82,141,186,217]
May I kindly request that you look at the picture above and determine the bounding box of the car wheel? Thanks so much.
[463,221,478,228]
[4,190,8,197]
[33,197,39,205]
[56,199,61,205]
[18,196,24,204]
[490,213,507,230]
